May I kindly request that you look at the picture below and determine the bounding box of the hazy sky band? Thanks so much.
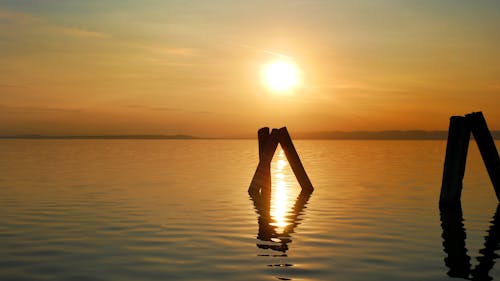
[1,0,499,137]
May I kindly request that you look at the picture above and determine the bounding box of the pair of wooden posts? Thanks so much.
[248,127,314,195]
[440,112,500,208]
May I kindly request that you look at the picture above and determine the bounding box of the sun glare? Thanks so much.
[261,60,301,93]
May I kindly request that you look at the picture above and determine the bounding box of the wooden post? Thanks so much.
[258,127,270,160]
[256,127,271,196]
[249,127,314,194]
[279,127,314,192]
[248,129,280,195]
[440,116,471,209]
[466,112,500,201]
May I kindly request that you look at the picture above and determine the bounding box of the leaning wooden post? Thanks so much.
[248,129,280,195]
[466,112,500,201]
[440,116,471,209]
[279,127,314,192]
[258,127,270,159]
[257,127,271,196]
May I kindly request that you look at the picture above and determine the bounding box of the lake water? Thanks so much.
[1,139,499,281]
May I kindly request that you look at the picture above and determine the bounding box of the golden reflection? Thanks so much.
[270,150,292,234]
[270,177,287,233]
[249,148,313,253]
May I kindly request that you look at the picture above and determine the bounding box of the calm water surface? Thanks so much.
[1,140,499,280]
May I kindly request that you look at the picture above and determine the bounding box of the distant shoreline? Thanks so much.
[1,130,499,140]
[0,135,199,140]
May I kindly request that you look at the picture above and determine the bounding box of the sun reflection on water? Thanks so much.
[270,149,297,234]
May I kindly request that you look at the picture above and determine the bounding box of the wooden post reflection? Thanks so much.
[440,202,500,280]
[471,203,500,281]
[250,187,313,253]
[440,202,471,278]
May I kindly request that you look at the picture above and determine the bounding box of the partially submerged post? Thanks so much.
[258,127,271,159]
[440,111,500,209]
[466,112,500,199]
[249,128,281,195]
[249,127,314,194]
[279,128,314,192]
[440,116,471,208]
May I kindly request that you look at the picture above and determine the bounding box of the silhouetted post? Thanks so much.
[258,127,270,159]
[466,112,500,201]
[256,127,271,196]
[249,129,280,195]
[249,127,314,194]
[279,127,314,192]
[440,116,471,209]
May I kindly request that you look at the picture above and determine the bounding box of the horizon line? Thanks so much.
[1,130,500,140]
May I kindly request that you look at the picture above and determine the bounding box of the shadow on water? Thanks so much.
[441,202,500,280]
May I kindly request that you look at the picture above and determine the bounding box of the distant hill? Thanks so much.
[293,130,500,140]
[0,134,198,140]
[2,131,500,140]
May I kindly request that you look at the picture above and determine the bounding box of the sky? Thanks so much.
[1,0,500,137]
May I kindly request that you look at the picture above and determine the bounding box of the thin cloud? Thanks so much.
[0,84,26,88]
[238,43,294,59]
[488,84,500,91]
[123,105,212,114]
[196,111,213,115]
[164,47,197,56]
[124,105,183,112]
[59,26,106,38]
[0,104,83,113]
[0,9,106,39]
[144,44,199,57]
[0,9,40,24]
[324,83,408,93]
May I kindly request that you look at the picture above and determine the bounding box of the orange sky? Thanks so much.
[1,1,500,137]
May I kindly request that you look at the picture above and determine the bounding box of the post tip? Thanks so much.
[465,111,483,118]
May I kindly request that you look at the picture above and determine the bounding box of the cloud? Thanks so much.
[0,9,40,24]
[124,105,183,112]
[144,44,198,57]
[123,105,212,115]
[196,111,212,114]
[488,84,500,91]
[0,9,106,39]
[238,43,294,59]
[164,47,197,56]
[59,26,106,38]
[323,83,408,93]
[0,84,26,88]
[0,104,83,113]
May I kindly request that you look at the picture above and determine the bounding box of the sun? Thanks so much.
[261,60,301,93]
